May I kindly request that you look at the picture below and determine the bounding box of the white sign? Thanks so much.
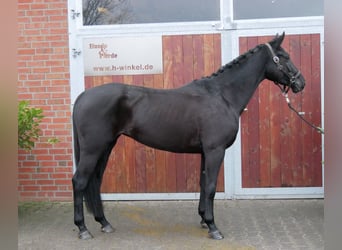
[83,36,163,76]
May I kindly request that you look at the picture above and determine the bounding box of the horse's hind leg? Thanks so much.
[72,154,97,239]
[92,145,115,234]
[72,141,114,239]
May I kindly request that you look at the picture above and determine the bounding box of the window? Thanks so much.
[233,0,323,20]
[83,0,220,25]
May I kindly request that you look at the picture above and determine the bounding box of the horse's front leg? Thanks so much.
[202,147,225,240]
[198,154,207,228]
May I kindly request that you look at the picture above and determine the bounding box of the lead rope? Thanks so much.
[281,91,324,134]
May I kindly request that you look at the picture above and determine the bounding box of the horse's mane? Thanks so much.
[188,43,266,92]
[206,44,264,79]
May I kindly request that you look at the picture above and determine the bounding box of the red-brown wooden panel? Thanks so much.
[84,34,224,193]
[240,34,322,188]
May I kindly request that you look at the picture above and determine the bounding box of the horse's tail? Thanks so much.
[72,114,80,168]
[84,173,103,215]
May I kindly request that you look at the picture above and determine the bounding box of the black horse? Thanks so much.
[72,33,305,240]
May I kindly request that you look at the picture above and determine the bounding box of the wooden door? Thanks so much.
[240,34,322,188]
[84,34,225,193]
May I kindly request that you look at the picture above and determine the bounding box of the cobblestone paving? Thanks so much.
[18,199,323,250]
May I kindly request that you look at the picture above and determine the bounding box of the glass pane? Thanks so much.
[233,0,323,20]
[83,0,220,26]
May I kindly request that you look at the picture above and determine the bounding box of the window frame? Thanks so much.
[75,0,228,35]
[74,0,323,36]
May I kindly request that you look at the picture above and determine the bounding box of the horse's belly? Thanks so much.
[125,123,202,154]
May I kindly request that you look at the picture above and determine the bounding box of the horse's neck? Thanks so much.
[219,49,267,115]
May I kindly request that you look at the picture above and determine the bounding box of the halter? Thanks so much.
[264,43,324,134]
[264,43,302,94]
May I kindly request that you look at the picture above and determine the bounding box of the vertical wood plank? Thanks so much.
[216,164,225,192]
[163,36,174,89]
[288,35,304,187]
[193,35,204,79]
[145,146,156,192]
[135,141,146,192]
[270,88,282,186]
[172,35,184,88]
[92,75,102,87]
[182,35,194,83]
[203,34,214,76]
[258,35,272,187]
[84,76,92,89]
[300,34,314,186]
[279,36,293,187]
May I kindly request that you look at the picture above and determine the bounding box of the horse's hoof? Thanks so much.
[79,230,93,240]
[208,230,224,240]
[200,219,208,229]
[101,224,115,233]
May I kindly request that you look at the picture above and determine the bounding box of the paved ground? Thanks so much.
[18,199,323,250]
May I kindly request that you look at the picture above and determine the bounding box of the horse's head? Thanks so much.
[264,32,305,93]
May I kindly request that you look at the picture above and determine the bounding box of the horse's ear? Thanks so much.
[271,32,285,48]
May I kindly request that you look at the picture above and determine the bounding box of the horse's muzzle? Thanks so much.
[291,77,305,93]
